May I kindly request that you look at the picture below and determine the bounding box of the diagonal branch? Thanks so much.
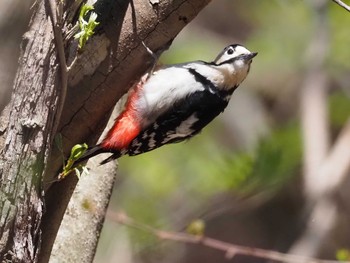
[331,0,350,12]
[110,211,348,263]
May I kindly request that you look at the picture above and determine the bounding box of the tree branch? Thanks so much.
[110,211,348,263]
[332,0,350,12]
[46,0,69,136]
[40,0,213,261]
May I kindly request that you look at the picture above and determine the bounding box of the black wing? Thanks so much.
[127,87,231,156]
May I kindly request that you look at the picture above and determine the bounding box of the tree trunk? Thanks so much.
[0,0,212,262]
[0,0,60,260]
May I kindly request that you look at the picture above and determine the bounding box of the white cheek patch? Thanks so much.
[234,59,245,68]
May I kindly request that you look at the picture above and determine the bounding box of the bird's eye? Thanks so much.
[227,48,234,55]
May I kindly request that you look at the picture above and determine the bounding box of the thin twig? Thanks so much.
[141,41,159,78]
[47,0,69,135]
[332,0,350,12]
[108,211,348,263]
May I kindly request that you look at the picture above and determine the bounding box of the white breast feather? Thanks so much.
[136,66,205,127]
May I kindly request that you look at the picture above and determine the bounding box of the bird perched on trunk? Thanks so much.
[78,44,257,164]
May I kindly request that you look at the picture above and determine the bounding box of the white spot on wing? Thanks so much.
[162,114,198,144]
[131,140,142,148]
[142,133,148,139]
[176,114,198,135]
[148,132,157,149]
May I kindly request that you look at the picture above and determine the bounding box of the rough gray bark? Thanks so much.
[0,0,212,262]
[0,1,60,261]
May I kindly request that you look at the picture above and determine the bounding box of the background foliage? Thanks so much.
[93,1,350,262]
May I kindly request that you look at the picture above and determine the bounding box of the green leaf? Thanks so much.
[58,143,88,180]
[186,219,205,236]
[336,249,350,261]
[74,4,99,49]
[70,143,88,161]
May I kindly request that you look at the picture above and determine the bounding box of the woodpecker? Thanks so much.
[79,44,257,164]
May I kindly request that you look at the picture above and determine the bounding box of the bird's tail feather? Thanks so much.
[74,144,106,164]
[99,153,121,165]
[75,144,122,165]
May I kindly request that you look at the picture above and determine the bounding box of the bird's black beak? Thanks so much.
[245,52,258,61]
[237,52,258,63]
[251,52,258,58]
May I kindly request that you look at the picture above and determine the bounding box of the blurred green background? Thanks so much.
[93,1,350,262]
